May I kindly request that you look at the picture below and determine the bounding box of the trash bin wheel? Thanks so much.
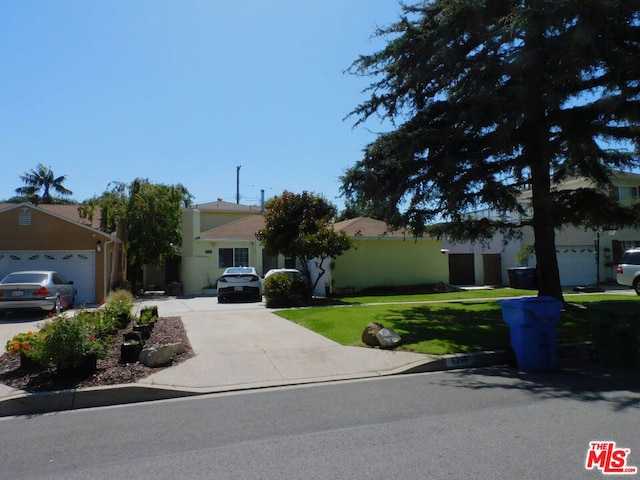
[505,345,517,368]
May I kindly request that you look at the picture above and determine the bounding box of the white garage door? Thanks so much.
[556,246,596,287]
[0,251,96,304]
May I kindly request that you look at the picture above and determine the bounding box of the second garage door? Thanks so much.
[0,250,96,305]
[556,246,596,287]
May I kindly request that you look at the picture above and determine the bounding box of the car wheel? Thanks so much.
[70,292,77,308]
[218,296,225,303]
[634,279,640,296]
[51,297,62,315]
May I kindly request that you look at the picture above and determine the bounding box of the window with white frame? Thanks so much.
[218,247,249,268]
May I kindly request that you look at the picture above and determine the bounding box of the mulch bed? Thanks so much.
[0,316,194,393]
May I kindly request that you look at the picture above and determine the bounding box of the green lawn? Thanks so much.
[276,289,640,355]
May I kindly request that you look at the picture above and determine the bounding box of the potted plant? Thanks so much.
[40,314,105,377]
[5,330,44,369]
[120,339,142,363]
[133,306,158,339]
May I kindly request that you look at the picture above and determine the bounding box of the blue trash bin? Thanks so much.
[498,296,562,372]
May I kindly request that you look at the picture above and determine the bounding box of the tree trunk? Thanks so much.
[530,161,563,301]
[523,4,564,302]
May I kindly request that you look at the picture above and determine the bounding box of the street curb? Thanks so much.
[0,384,202,418]
[0,342,594,418]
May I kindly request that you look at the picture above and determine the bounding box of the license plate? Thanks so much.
[234,286,243,291]
[11,291,24,297]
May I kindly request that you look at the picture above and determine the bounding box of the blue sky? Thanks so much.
[0,1,401,209]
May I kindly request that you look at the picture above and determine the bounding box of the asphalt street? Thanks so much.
[0,367,638,480]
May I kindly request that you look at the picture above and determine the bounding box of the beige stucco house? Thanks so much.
[0,202,124,304]
[179,201,273,295]
[179,201,450,296]
[322,217,448,295]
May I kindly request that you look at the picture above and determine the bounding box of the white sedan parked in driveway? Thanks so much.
[0,270,77,316]
[216,267,262,303]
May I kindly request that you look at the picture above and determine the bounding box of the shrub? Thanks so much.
[40,315,105,370]
[263,274,307,307]
[139,306,158,325]
[104,300,134,329]
[76,309,118,338]
[5,330,46,363]
[106,288,135,304]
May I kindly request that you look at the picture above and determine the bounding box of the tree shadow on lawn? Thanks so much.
[438,365,640,412]
[386,303,511,354]
[386,302,591,355]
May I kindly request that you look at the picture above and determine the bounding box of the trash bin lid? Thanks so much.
[498,296,562,322]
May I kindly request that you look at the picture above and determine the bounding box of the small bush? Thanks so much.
[40,315,105,370]
[139,306,159,325]
[74,310,114,338]
[263,274,307,307]
[106,288,135,304]
[5,330,46,364]
[104,300,134,329]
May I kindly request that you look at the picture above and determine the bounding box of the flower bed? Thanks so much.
[0,290,194,391]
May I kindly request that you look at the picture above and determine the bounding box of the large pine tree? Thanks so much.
[342,0,640,299]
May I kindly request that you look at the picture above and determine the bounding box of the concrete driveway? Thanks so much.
[134,295,436,392]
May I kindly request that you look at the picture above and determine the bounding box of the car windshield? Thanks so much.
[1,273,48,284]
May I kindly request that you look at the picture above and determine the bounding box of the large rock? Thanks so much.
[362,322,385,347]
[139,343,186,367]
[375,327,402,349]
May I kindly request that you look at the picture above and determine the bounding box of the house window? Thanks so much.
[284,256,296,269]
[613,186,640,202]
[219,247,249,268]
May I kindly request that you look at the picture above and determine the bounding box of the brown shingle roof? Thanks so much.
[333,217,409,238]
[200,215,265,240]
[0,202,102,229]
[195,200,263,213]
[198,216,410,241]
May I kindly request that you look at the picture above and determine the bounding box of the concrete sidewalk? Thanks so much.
[0,295,590,417]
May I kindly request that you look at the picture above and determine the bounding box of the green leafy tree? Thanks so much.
[342,1,640,300]
[80,179,192,291]
[256,191,353,294]
[15,164,73,204]
[336,197,387,222]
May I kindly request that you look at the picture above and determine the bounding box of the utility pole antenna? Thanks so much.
[236,165,241,204]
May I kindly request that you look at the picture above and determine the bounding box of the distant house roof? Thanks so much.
[0,202,102,229]
[0,202,118,242]
[200,215,265,241]
[333,217,409,238]
[199,215,412,242]
[195,200,263,213]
